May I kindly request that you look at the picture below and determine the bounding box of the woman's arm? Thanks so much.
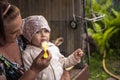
[19,50,51,80]
[19,69,38,80]
[60,70,71,80]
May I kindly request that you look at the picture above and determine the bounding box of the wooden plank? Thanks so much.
[69,64,89,80]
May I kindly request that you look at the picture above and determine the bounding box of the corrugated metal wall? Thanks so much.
[8,0,86,57]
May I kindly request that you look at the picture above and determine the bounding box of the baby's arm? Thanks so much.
[59,48,84,68]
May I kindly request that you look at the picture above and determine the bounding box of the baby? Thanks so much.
[22,15,84,80]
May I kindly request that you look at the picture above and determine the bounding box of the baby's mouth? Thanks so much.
[41,39,47,42]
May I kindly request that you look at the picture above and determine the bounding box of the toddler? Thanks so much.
[22,15,84,80]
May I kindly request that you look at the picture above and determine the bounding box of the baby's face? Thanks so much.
[31,28,50,47]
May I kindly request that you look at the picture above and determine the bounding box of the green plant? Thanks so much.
[89,53,109,80]
[87,0,120,54]
[86,0,120,79]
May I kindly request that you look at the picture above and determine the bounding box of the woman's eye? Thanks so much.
[10,30,20,35]
[36,31,41,34]
[11,31,17,34]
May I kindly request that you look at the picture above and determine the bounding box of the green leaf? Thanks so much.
[111,8,120,18]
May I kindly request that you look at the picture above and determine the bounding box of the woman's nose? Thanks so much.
[19,29,23,35]
[17,29,23,36]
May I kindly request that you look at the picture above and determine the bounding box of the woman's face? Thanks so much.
[31,28,50,47]
[4,15,23,43]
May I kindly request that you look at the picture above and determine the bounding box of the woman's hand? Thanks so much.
[60,70,71,80]
[30,50,52,74]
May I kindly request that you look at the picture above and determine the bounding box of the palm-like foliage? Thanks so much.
[86,0,120,54]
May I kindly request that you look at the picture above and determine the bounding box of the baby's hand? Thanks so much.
[73,48,84,61]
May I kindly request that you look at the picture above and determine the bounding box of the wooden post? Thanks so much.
[73,0,86,69]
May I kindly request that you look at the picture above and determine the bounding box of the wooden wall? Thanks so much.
[8,0,86,57]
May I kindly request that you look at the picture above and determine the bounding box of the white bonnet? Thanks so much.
[22,15,51,42]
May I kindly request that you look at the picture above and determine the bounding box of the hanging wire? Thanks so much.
[72,0,76,21]
[70,0,78,29]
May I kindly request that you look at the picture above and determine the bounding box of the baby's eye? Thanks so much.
[44,29,49,33]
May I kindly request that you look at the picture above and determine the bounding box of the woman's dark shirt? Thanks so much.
[0,36,26,80]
